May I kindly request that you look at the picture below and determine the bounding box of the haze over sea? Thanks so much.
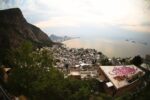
[63,27,150,58]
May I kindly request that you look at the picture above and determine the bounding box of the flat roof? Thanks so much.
[69,71,80,76]
[100,65,145,89]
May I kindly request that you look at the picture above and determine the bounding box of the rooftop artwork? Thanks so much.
[100,65,145,89]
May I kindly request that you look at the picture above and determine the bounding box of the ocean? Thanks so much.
[63,36,150,58]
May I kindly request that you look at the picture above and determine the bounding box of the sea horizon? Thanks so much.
[63,35,150,58]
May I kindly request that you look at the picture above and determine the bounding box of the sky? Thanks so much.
[0,0,150,37]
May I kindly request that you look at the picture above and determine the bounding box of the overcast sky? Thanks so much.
[0,0,150,36]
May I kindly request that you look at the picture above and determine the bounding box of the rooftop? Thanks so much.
[99,65,145,89]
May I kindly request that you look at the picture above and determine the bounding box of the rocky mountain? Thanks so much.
[0,8,53,49]
[0,8,53,65]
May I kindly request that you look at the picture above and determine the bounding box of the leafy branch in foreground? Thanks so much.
[6,42,59,99]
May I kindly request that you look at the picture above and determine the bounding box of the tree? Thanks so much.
[5,42,93,100]
[131,55,143,66]
[65,78,91,100]
[100,58,112,65]
[5,42,116,100]
[6,42,61,99]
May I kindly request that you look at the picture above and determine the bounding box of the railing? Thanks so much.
[0,85,11,100]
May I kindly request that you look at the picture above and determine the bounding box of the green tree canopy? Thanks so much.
[5,42,115,100]
[6,42,59,99]
[131,55,143,67]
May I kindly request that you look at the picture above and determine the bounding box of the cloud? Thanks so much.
[35,16,81,28]
[0,0,24,9]
[122,25,150,33]
[0,0,150,34]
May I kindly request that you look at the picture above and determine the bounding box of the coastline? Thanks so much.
[61,37,80,43]
[63,38,150,58]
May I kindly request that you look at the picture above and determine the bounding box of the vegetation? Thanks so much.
[6,42,56,99]
[2,42,149,100]
[0,26,10,66]
[4,42,110,100]
[100,58,112,65]
[136,83,150,100]
[131,55,143,67]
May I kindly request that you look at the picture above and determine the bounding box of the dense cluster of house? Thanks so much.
[1,45,150,98]
[50,45,106,79]
[51,45,105,66]
[49,45,150,96]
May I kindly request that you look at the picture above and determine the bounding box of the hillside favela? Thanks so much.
[0,0,150,100]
